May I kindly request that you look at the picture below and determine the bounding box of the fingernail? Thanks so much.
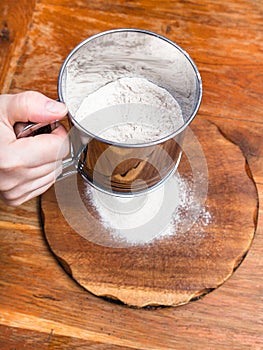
[46,100,67,114]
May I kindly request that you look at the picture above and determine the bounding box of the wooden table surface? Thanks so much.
[0,0,262,349]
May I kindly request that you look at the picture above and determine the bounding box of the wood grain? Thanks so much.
[40,119,257,307]
[0,0,263,348]
[0,0,37,93]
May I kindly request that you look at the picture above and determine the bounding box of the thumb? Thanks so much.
[2,91,68,125]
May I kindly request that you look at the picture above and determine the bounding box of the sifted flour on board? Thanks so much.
[85,173,211,246]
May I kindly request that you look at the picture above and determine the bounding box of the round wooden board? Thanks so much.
[40,119,258,307]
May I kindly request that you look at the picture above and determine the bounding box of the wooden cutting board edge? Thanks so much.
[38,119,259,308]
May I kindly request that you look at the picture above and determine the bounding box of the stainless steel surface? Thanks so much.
[57,29,202,195]
[14,121,59,138]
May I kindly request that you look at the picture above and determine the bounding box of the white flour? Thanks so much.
[75,76,210,245]
[75,77,184,143]
[85,173,211,246]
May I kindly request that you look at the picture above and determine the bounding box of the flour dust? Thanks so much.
[85,173,211,246]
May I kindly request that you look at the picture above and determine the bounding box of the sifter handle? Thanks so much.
[14,121,59,138]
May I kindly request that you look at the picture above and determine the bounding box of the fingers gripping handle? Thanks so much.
[14,121,77,180]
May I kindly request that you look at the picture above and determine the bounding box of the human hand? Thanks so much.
[0,91,69,206]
